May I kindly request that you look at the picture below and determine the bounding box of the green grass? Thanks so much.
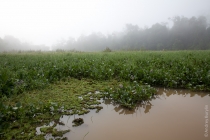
[0,50,210,139]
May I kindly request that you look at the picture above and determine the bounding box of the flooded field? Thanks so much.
[45,88,209,140]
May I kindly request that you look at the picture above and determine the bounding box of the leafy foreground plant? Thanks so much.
[104,81,156,109]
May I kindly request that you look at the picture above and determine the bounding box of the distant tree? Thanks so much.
[146,23,169,50]
[122,24,140,49]
[0,37,5,52]
[3,35,22,51]
[170,16,208,50]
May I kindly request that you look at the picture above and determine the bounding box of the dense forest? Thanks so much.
[0,16,210,52]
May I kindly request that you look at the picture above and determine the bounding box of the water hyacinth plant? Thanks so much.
[104,81,156,109]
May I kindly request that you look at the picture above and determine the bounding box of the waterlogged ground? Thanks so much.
[1,51,210,139]
[0,78,121,140]
[2,78,154,139]
[48,88,210,140]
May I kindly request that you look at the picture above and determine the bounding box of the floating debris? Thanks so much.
[72,118,84,127]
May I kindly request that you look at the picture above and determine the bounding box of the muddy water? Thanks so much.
[56,88,209,140]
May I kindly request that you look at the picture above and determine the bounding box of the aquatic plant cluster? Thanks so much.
[104,82,156,109]
[0,50,210,139]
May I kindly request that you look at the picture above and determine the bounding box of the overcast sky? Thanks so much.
[0,0,210,46]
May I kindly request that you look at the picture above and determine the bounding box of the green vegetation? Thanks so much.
[0,50,210,139]
[104,82,156,109]
[1,51,209,97]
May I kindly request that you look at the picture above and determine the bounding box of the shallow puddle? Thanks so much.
[48,88,210,140]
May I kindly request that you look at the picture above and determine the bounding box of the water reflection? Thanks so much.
[104,100,154,115]
[159,88,209,98]
[143,101,153,113]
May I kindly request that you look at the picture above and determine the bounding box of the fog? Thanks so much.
[0,0,210,51]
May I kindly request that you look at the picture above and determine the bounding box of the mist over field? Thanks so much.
[0,0,210,52]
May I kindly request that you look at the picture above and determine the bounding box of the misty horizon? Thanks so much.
[1,14,209,44]
[1,0,210,46]
[1,15,210,52]
[1,0,210,51]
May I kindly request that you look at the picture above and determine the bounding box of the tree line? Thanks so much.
[1,16,210,52]
[53,16,210,51]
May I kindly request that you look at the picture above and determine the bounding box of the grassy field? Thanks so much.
[0,50,210,139]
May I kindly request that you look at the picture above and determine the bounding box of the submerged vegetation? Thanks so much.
[0,50,210,139]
